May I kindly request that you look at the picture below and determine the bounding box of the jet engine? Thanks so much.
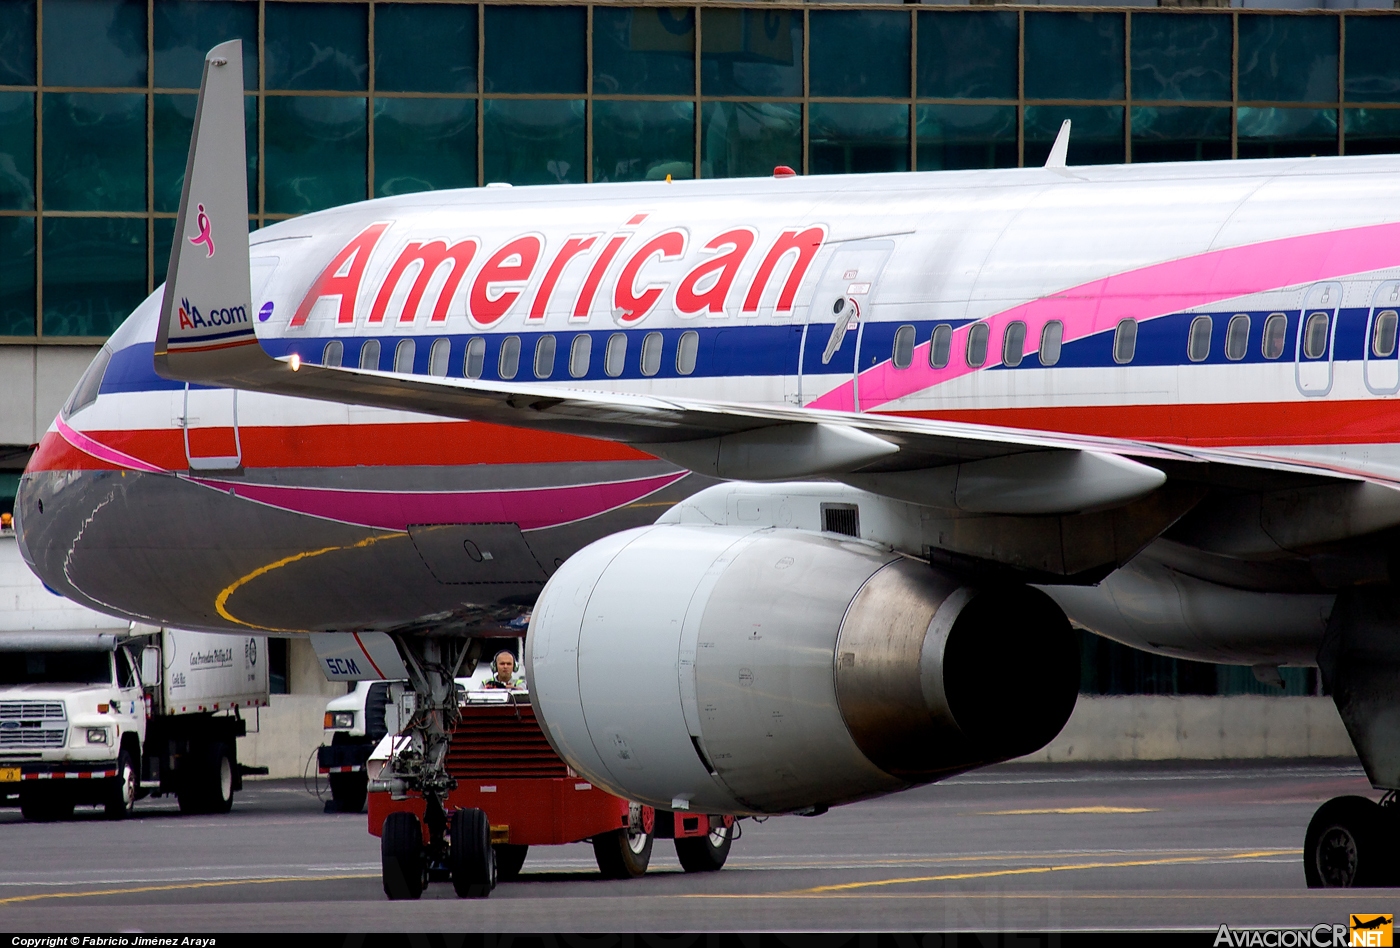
[526,524,1079,815]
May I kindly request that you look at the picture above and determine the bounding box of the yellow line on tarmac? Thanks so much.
[980,806,1158,815]
[0,873,378,906]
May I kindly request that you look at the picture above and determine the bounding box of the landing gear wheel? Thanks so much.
[593,824,653,879]
[177,742,234,815]
[494,844,528,881]
[1304,795,1395,887]
[104,747,137,820]
[675,817,734,872]
[328,772,368,814]
[448,807,496,898]
[381,811,425,900]
[19,789,73,822]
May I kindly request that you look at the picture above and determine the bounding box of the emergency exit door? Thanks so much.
[801,239,895,408]
[1295,281,1340,397]
[183,384,242,471]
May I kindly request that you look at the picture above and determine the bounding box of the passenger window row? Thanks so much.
[895,319,1066,371]
[319,331,701,380]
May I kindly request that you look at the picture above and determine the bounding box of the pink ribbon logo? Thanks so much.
[189,203,215,258]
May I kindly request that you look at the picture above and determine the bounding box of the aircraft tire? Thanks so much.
[449,807,496,898]
[494,844,528,881]
[328,771,367,814]
[592,825,653,879]
[381,811,425,900]
[675,819,734,873]
[103,746,138,820]
[1304,796,1397,887]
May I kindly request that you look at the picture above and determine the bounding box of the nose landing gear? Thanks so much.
[1304,793,1398,888]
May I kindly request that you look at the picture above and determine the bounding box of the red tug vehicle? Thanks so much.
[364,687,736,898]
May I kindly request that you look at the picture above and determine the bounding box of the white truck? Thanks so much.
[0,527,268,820]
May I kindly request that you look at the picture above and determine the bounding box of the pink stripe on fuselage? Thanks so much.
[55,416,167,474]
[815,219,1400,412]
[193,471,688,531]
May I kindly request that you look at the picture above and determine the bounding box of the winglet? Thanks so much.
[1044,119,1071,169]
[156,40,276,385]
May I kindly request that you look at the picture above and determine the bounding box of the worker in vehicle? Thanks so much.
[481,650,524,689]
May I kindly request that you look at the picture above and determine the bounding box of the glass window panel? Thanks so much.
[701,9,801,98]
[42,216,145,338]
[375,98,476,197]
[1024,106,1124,166]
[1113,318,1137,364]
[594,7,693,97]
[1039,320,1062,367]
[1024,12,1123,101]
[1262,313,1287,360]
[1187,315,1211,362]
[323,339,344,368]
[155,94,257,213]
[1345,108,1400,157]
[810,103,909,176]
[1238,15,1337,104]
[1003,320,1025,368]
[44,0,145,87]
[569,333,591,378]
[916,104,1016,171]
[534,334,556,379]
[498,335,520,379]
[1346,17,1400,104]
[0,1,36,85]
[0,92,35,210]
[429,338,450,376]
[265,2,367,91]
[0,217,35,336]
[394,338,415,373]
[483,99,584,186]
[892,325,915,369]
[358,338,380,370]
[1237,107,1338,159]
[605,332,627,377]
[43,93,144,211]
[265,96,367,214]
[965,322,988,368]
[701,101,800,179]
[484,6,585,94]
[376,3,477,94]
[154,0,257,90]
[676,329,698,375]
[593,100,694,183]
[929,324,951,369]
[1226,314,1250,362]
[917,12,1016,100]
[1131,106,1230,163]
[1130,13,1230,103]
[641,331,663,377]
[1373,311,1398,359]
[1304,311,1329,359]
[464,336,485,378]
[809,11,909,99]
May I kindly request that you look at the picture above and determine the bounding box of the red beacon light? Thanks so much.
[773,165,797,178]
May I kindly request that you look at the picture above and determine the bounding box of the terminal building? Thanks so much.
[2,0,1390,701]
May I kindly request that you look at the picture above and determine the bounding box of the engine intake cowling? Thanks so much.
[526,525,1078,815]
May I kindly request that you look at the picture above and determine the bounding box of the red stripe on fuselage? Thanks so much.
[28,420,652,474]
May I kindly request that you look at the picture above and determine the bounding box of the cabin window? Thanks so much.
[428,338,450,377]
[1303,311,1329,359]
[1039,320,1062,366]
[676,330,698,375]
[1373,310,1398,358]
[1113,319,1137,364]
[1187,315,1211,362]
[569,334,592,378]
[464,336,486,379]
[640,331,663,377]
[966,322,989,368]
[322,340,343,368]
[1002,320,1026,367]
[892,325,915,369]
[498,335,520,379]
[1225,314,1250,361]
[1261,313,1287,360]
[359,339,381,371]
[605,332,627,378]
[534,334,556,378]
[929,324,952,369]
[394,338,416,373]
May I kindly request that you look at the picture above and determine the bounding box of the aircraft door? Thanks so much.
[1365,281,1400,395]
[1295,282,1341,397]
[802,240,895,407]
[183,384,242,471]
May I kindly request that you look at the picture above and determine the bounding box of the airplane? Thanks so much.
[14,40,1400,892]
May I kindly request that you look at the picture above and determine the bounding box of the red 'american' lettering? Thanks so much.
[470,235,543,327]
[368,238,479,324]
[289,222,391,327]
[615,230,686,323]
[675,228,756,316]
[742,227,826,315]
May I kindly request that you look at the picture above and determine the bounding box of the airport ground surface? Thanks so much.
[0,760,1390,932]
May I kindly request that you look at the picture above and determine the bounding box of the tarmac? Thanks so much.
[0,759,1387,932]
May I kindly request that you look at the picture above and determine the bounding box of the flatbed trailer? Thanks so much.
[365,689,735,898]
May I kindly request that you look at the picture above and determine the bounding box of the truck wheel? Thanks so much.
[381,811,425,900]
[178,742,235,815]
[449,807,496,898]
[675,819,733,873]
[592,825,653,879]
[494,844,528,881]
[104,747,137,820]
[19,789,74,822]
[328,771,368,814]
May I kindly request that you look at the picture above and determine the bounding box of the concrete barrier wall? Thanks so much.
[237,695,330,779]
[1018,695,1357,762]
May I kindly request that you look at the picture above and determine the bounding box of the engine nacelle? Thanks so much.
[526,525,1078,815]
